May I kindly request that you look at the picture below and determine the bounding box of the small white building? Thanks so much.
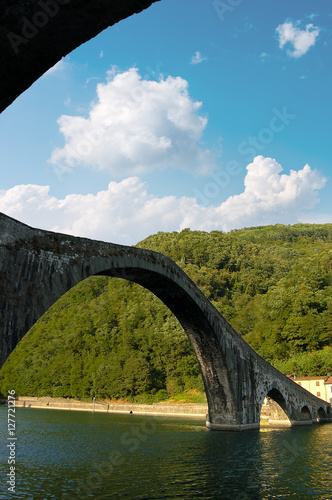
[288,375,332,403]
[324,376,332,404]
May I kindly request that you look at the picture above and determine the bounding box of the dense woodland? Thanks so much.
[1,223,332,402]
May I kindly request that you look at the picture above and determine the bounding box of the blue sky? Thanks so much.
[0,0,331,244]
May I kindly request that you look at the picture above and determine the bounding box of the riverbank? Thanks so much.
[5,396,208,418]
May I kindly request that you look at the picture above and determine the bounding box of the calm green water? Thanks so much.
[0,408,332,500]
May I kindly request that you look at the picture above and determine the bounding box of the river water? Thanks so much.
[0,408,331,499]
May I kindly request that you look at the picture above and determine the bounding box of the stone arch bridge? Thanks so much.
[0,212,331,430]
[0,0,331,429]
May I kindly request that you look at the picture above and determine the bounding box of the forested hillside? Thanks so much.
[1,223,332,401]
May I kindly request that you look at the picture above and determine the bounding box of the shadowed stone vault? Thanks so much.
[0,0,160,112]
[0,213,331,430]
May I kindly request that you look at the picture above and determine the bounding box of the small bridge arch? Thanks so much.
[317,407,328,422]
[301,406,312,421]
[263,387,292,427]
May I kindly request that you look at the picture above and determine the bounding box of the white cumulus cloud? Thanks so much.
[190,51,207,65]
[212,156,326,227]
[276,20,320,58]
[49,67,214,177]
[0,157,326,245]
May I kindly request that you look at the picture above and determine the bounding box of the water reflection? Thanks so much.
[0,408,331,500]
[257,425,332,499]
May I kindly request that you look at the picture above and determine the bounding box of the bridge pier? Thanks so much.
[291,420,314,426]
[206,416,260,431]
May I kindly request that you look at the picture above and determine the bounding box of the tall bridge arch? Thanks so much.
[1,212,331,430]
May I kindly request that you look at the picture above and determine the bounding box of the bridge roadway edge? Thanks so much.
[0,212,331,430]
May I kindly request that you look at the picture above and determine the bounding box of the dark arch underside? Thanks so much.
[0,0,160,113]
[301,406,312,420]
[266,388,290,423]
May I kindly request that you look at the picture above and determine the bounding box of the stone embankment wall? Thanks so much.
[13,397,208,418]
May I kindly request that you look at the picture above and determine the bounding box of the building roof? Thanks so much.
[287,374,332,384]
